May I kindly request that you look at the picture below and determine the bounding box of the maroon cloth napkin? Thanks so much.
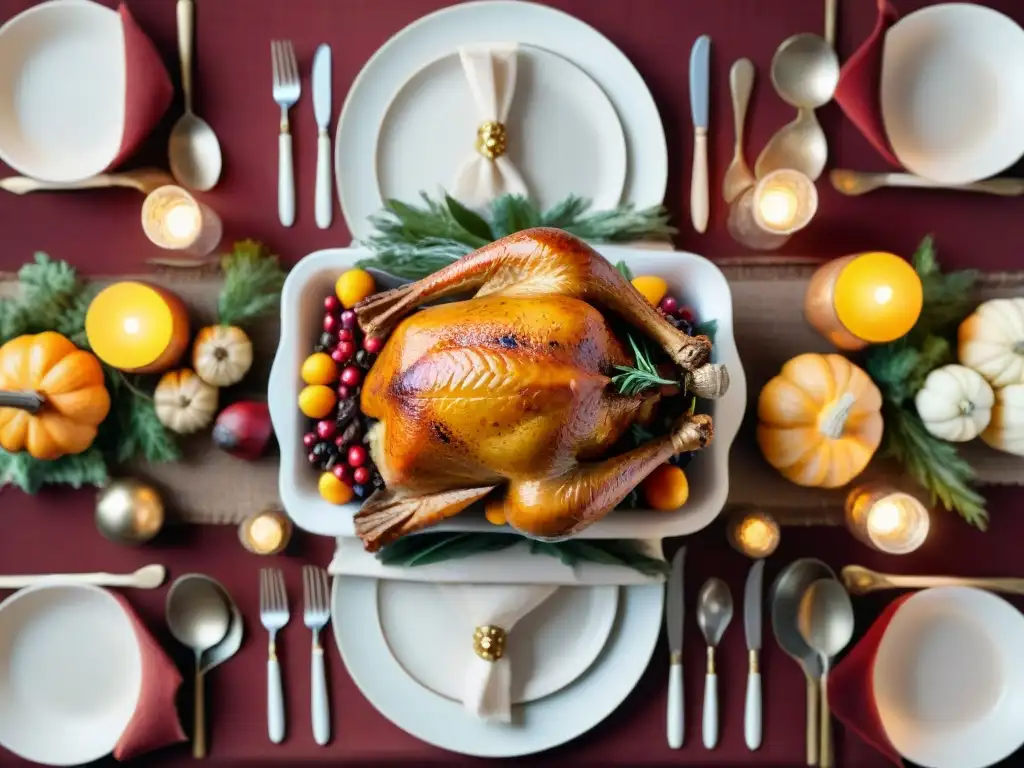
[834,0,901,167]
[828,594,910,767]
[110,593,187,761]
[110,3,174,171]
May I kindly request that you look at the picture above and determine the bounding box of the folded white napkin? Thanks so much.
[452,43,529,207]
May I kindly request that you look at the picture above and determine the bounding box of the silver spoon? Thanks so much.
[723,58,756,203]
[168,0,222,191]
[167,574,231,759]
[771,559,836,766]
[200,580,244,674]
[755,34,839,181]
[798,578,854,768]
[697,578,733,750]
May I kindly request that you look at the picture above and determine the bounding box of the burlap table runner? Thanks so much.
[4,263,1023,524]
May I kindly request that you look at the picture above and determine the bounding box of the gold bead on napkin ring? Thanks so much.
[473,625,507,662]
[475,121,508,160]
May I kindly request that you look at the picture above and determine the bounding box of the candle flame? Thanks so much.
[122,317,141,335]
[868,499,905,536]
[758,189,798,229]
[165,202,201,242]
[873,285,894,305]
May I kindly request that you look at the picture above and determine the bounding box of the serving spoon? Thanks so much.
[0,169,174,196]
[697,578,733,750]
[723,59,756,203]
[0,564,166,590]
[830,169,1024,197]
[843,565,1024,596]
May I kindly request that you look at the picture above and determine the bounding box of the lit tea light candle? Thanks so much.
[727,508,781,559]
[845,484,930,555]
[726,169,818,250]
[239,509,293,556]
[142,185,222,257]
[805,252,923,351]
[85,281,190,373]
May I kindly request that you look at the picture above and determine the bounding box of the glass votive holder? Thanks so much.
[845,483,931,555]
[727,507,781,559]
[727,169,818,251]
[142,185,222,257]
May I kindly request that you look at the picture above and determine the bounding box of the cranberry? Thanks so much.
[302,432,318,448]
[347,444,368,467]
[340,310,357,330]
[353,466,370,485]
[340,366,362,387]
[307,451,320,465]
[334,436,348,449]
[658,296,678,314]
[677,305,697,323]
[316,420,337,440]
[330,347,349,365]
[338,328,353,342]
[336,384,352,400]
[323,314,339,333]
[324,295,340,313]
[363,336,383,354]
[332,464,352,484]
[336,340,356,361]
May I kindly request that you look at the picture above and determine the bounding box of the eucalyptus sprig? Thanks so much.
[612,335,679,396]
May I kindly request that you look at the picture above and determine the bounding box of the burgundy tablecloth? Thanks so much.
[2,2,1024,767]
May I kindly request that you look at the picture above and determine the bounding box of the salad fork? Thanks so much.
[303,566,332,745]
[271,40,300,227]
[260,568,289,744]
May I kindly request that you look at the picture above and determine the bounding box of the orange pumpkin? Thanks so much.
[756,353,884,488]
[0,332,111,460]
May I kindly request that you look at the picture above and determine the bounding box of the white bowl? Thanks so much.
[874,586,1024,768]
[881,3,1024,184]
[269,245,746,540]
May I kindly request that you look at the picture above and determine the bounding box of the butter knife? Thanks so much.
[312,43,333,229]
[689,35,711,234]
[744,559,765,750]
[666,546,686,748]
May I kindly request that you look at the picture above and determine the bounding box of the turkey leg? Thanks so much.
[355,228,713,374]
[495,413,714,539]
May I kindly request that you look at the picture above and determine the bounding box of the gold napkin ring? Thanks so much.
[475,121,508,160]
[473,625,507,662]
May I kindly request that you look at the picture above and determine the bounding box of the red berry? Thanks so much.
[338,328,353,342]
[340,366,362,387]
[336,384,351,400]
[677,305,696,323]
[363,336,383,354]
[353,466,370,485]
[658,296,678,314]
[316,420,337,440]
[324,295,340,313]
[335,340,356,361]
[307,451,319,465]
[323,314,339,333]
[334,436,348,449]
[347,444,368,467]
[340,310,357,329]
[302,432,318,448]
[330,347,349,364]
[332,464,352,484]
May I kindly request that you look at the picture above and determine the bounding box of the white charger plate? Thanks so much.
[0,0,126,182]
[881,3,1024,184]
[0,584,142,766]
[378,582,618,704]
[336,0,667,240]
[376,45,627,213]
[334,577,661,756]
[874,586,1024,768]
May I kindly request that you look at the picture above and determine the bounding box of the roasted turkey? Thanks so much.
[353,228,729,551]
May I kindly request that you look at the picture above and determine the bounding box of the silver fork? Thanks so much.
[271,40,300,227]
[259,568,289,744]
[303,566,331,745]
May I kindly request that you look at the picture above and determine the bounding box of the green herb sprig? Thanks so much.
[612,335,679,396]
[217,240,287,327]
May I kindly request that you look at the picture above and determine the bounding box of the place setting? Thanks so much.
[4,0,1024,767]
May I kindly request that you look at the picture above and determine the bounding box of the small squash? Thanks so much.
[0,332,111,460]
[958,298,1024,387]
[154,369,219,434]
[192,325,253,387]
[980,383,1024,456]
[914,364,993,442]
[757,353,884,488]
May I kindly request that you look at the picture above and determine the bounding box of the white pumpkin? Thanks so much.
[958,298,1024,387]
[914,364,994,442]
[980,383,1024,456]
[154,369,219,434]
[193,325,253,387]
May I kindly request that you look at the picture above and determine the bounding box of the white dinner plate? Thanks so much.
[0,0,126,182]
[378,582,618,704]
[0,584,142,766]
[336,0,667,240]
[881,3,1024,184]
[376,45,627,213]
[874,586,1024,768]
[333,577,662,756]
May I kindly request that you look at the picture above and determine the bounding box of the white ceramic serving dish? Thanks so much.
[873,586,1024,768]
[881,3,1024,184]
[269,245,746,539]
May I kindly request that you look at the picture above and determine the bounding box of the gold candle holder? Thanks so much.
[845,484,930,555]
[727,169,818,251]
[239,508,293,556]
[142,185,222,257]
[727,507,781,559]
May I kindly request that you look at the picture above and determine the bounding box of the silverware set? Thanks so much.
[260,566,334,745]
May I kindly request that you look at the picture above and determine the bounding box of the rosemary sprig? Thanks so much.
[612,335,679,396]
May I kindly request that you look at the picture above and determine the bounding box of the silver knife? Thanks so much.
[666,546,685,748]
[744,559,765,750]
[689,35,711,234]
[312,43,333,229]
